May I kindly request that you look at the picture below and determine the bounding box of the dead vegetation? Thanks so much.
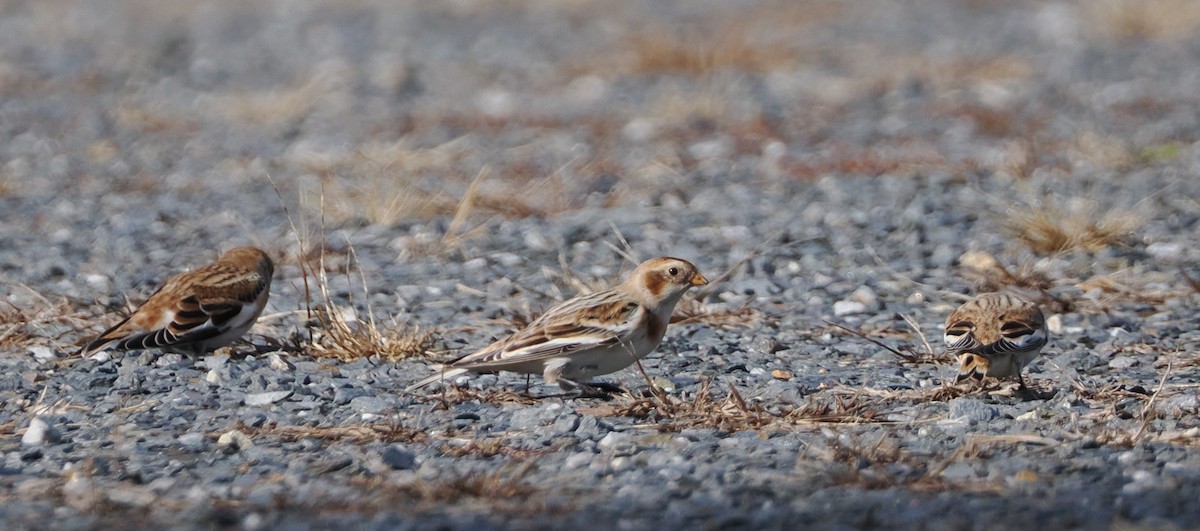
[1085,0,1200,41]
[224,419,427,445]
[671,299,762,327]
[582,378,890,433]
[1,290,89,350]
[821,318,950,365]
[581,3,839,77]
[1002,198,1139,255]
[421,386,540,408]
[437,438,546,460]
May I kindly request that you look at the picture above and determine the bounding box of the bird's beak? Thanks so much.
[690,273,709,287]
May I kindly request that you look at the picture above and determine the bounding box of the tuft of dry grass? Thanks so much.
[305,243,441,362]
[309,305,439,363]
[1002,198,1139,255]
[1,290,89,350]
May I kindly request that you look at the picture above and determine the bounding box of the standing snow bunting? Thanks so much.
[944,292,1048,390]
[408,257,708,395]
[79,247,274,358]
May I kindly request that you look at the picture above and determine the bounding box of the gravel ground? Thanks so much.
[3,0,1200,529]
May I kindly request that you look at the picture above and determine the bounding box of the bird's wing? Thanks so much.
[453,290,645,370]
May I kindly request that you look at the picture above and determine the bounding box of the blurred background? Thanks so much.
[4,0,1197,228]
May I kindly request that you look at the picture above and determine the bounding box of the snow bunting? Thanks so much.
[944,292,1048,389]
[408,257,709,395]
[79,247,274,358]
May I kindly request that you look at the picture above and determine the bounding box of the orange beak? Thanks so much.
[690,273,710,287]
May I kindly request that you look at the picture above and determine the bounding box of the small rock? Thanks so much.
[959,251,999,271]
[334,387,370,405]
[244,391,292,406]
[947,398,999,424]
[771,369,793,381]
[217,430,253,451]
[22,417,60,446]
[598,432,635,454]
[268,353,295,371]
[1146,242,1182,261]
[178,432,208,452]
[1108,356,1137,370]
[62,472,96,512]
[832,300,868,317]
[28,346,56,364]
[1046,314,1063,334]
[349,396,388,415]
[849,286,880,310]
[381,445,417,470]
[205,370,224,385]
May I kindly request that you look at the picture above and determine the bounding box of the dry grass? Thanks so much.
[421,386,541,408]
[1,290,89,350]
[588,3,838,77]
[1075,271,1174,311]
[295,139,470,226]
[1085,0,1200,41]
[671,299,762,327]
[1002,198,1139,255]
[209,68,344,128]
[327,466,547,516]
[304,244,441,362]
[437,438,545,460]
[785,146,949,180]
[583,378,889,433]
[308,305,439,363]
[822,319,949,365]
[221,420,427,445]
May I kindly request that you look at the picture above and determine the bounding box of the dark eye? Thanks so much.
[668,267,679,276]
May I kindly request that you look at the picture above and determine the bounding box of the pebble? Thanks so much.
[217,430,254,451]
[381,445,417,470]
[21,418,59,446]
[832,300,869,317]
[244,391,293,406]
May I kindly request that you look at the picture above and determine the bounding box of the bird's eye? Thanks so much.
[668,267,679,276]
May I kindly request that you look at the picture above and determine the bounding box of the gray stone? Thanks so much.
[349,396,388,415]
[381,445,417,470]
[832,300,869,317]
[244,390,293,406]
[947,398,1000,424]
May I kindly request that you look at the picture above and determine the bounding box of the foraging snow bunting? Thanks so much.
[408,257,709,395]
[79,247,274,358]
[944,292,1048,390]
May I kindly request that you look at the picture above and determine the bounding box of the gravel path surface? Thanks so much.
[3,1,1200,529]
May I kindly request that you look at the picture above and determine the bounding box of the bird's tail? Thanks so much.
[954,353,990,384]
[406,367,470,393]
